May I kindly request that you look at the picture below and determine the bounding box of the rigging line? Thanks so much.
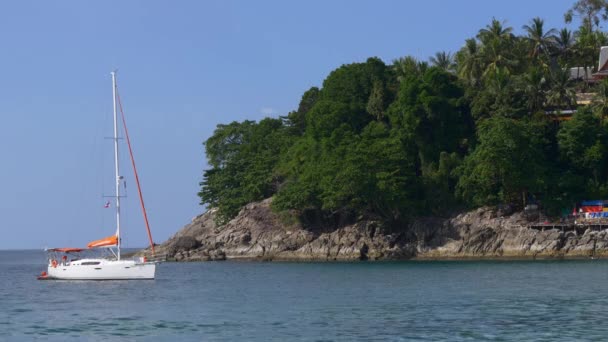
[100,106,108,234]
[115,86,155,254]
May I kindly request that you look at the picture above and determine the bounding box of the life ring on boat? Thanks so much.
[51,259,58,268]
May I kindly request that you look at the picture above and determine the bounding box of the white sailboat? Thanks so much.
[39,71,158,280]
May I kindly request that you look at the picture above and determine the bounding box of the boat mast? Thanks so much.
[111,71,122,261]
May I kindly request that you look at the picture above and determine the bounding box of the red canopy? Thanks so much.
[48,248,84,253]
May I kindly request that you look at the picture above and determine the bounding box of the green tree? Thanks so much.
[456,116,548,207]
[565,0,608,31]
[592,78,608,122]
[274,121,422,226]
[523,17,557,62]
[429,51,455,72]
[557,108,608,183]
[393,56,428,82]
[477,19,519,79]
[285,87,320,135]
[574,25,608,75]
[517,66,548,114]
[456,38,483,87]
[199,119,293,223]
[273,135,323,212]
[275,58,417,225]
[388,67,473,166]
[554,28,574,65]
[357,122,423,222]
[422,151,463,213]
[304,58,396,139]
[477,18,514,44]
[546,66,576,109]
[366,79,387,120]
[470,67,526,120]
[198,7,608,231]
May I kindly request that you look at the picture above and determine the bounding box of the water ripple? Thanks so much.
[3,252,608,340]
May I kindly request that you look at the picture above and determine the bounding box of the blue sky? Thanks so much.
[0,0,577,249]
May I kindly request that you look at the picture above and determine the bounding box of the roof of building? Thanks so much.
[599,46,608,72]
[570,67,593,81]
[593,46,608,79]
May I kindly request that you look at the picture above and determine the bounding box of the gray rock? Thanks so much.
[172,236,199,252]
[140,199,608,261]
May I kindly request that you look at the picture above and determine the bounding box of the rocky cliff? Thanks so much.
[146,198,608,261]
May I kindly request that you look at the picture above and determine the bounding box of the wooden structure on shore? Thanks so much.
[528,223,608,233]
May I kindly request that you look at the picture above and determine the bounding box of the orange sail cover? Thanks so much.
[87,235,118,248]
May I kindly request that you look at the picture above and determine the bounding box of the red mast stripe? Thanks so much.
[116,89,155,254]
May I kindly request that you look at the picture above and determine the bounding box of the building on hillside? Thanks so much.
[546,46,608,121]
[574,200,608,224]
[570,66,593,82]
[592,46,608,80]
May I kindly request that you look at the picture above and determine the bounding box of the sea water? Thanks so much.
[2,250,608,341]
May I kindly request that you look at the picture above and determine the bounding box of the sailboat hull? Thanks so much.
[46,258,155,280]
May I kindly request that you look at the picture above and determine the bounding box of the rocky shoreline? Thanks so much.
[144,198,608,261]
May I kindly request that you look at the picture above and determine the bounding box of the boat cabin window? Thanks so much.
[81,261,101,265]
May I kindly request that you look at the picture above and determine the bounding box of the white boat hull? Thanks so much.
[46,258,155,280]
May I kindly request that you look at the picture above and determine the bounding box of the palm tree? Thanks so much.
[477,19,517,79]
[573,26,608,89]
[554,28,574,61]
[485,66,518,118]
[522,17,557,61]
[480,37,518,78]
[456,39,483,86]
[477,18,513,45]
[592,78,608,122]
[393,56,427,81]
[575,25,596,68]
[518,67,548,113]
[546,67,576,110]
[429,51,455,72]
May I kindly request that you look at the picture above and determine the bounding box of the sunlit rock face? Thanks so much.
[145,199,608,261]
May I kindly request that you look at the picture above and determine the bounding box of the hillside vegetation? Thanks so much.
[199,1,608,228]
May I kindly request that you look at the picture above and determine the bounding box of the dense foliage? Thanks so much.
[200,1,608,225]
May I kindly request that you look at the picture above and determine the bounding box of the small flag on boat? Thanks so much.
[104,201,110,208]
